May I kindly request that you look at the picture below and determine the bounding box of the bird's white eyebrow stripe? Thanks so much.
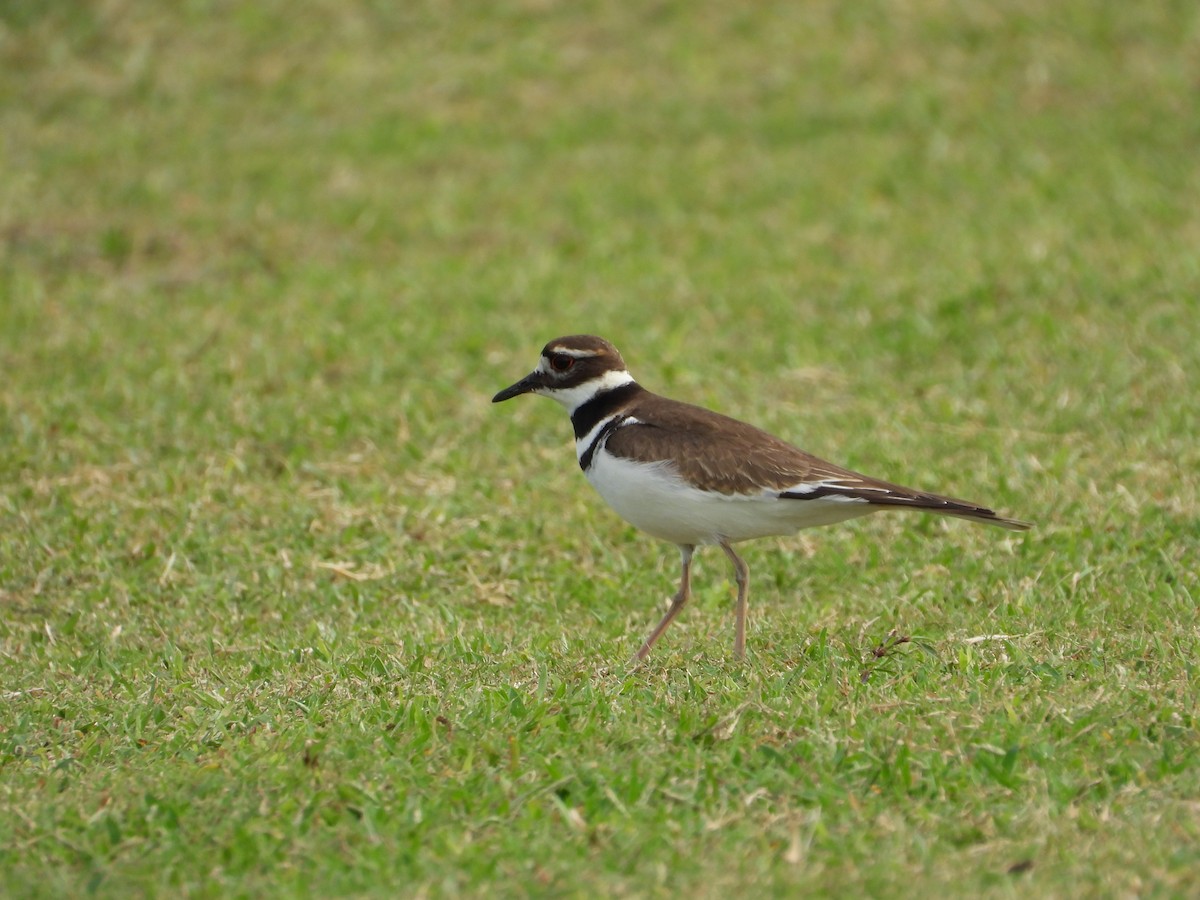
[548,347,602,359]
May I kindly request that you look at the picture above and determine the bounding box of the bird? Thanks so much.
[492,335,1031,662]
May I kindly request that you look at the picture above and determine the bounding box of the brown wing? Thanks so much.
[606,395,852,493]
[606,394,1031,530]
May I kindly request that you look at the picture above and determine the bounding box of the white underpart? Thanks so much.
[541,369,635,414]
[586,450,876,546]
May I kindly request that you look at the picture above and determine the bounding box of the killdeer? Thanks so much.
[493,335,1031,662]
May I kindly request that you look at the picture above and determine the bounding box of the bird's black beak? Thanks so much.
[492,371,545,403]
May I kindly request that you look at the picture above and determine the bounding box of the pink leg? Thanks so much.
[632,545,694,662]
[718,539,750,659]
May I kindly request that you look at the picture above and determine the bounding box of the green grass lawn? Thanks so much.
[2,1,1198,895]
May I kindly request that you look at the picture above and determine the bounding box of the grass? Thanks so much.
[2,0,1198,895]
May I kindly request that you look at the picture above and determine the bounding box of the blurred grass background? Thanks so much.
[2,1,1198,896]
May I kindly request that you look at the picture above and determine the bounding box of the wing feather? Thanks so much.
[603,394,1031,531]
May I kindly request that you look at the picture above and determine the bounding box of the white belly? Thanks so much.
[585,450,877,546]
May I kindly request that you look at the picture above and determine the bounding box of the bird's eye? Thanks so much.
[549,354,574,372]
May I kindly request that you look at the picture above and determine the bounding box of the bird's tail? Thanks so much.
[866,490,1032,531]
[781,480,1032,531]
